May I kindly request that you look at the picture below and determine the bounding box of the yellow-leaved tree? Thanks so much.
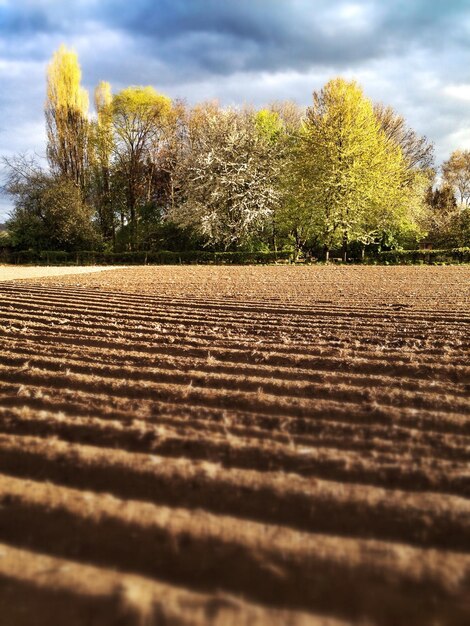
[112,86,172,249]
[45,45,89,191]
[290,78,408,261]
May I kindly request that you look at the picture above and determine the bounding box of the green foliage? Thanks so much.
[423,185,469,248]
[455,209,470,246]
[89,81,115,241]
[111,86,173,249]
[379,247,470,264]
[113,86,172,118]
[3,249,293,265]
[281,78,418,260]
[6,171,98,252]
[0,230,13,248]
[114,217,205,253]
[255,109,284,141]
[4,46,463,262]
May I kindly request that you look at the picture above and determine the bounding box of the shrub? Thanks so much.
[378,248,470,264]
[39,250,69,264]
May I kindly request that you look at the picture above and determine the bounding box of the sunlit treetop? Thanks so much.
[112,86,172,119]
[94,81,112,115]
[255,109,284,142]
[46,44,89,116]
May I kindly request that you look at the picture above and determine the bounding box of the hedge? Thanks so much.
[4,247,469,265]
[378,247,470,264]
[3,249,294,265]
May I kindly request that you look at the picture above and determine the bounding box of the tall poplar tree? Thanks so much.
[45,45,89,192]
[91,81,114,244]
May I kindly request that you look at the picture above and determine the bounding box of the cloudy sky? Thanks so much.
[1,0,470,218]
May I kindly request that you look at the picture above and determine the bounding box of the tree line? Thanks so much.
[2,45,469,260]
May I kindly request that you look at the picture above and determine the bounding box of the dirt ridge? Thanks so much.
[0,265,469,625]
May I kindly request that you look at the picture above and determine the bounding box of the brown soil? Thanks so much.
[0,265,469,625]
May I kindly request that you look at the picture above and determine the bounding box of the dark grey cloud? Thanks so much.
[79,0,470,75]
[2,1,469,74]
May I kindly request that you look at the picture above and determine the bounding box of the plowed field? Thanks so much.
[0,265,469,625]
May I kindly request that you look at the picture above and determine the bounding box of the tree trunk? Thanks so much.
[342,231,348,263]
[293,228,300,262]
[103,166,115,247]
[130,204,136,251]
[272,215,278,257]
[324,246,330,263]
[128,183,137,251]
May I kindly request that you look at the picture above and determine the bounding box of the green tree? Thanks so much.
[254,108,291,252]
[90,81,115,245]
[289,78,408,261]
[4,157,97,252]
[424,183,470,247]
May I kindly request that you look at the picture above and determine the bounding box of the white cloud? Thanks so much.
[442,83,470,102]
[335,2,377,29]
